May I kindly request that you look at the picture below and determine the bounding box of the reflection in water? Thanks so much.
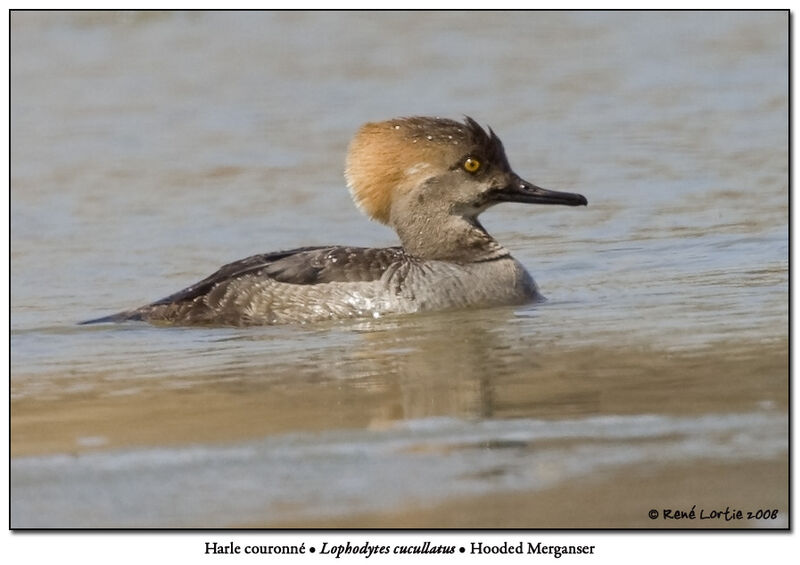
[10,282,789,527]
[11,308,787,452]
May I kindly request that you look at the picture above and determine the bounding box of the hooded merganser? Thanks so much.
[82,116,587,326]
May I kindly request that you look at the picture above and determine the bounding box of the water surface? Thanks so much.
[10,11,788,528]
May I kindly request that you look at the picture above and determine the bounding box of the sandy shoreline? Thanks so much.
[267,458,788,529]
[11,338,788,528]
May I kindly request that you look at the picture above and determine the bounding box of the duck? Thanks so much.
[81,116,587,326]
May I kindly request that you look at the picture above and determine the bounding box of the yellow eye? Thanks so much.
[463,157,481,173]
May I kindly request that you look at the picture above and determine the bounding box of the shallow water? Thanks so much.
[10,11,788,528]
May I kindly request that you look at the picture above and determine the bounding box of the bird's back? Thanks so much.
[81,245,540,326]
[81,246,409,326]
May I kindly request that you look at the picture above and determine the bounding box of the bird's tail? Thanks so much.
[78,310,143,325]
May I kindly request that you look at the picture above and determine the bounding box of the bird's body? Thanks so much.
[82,116,586,327]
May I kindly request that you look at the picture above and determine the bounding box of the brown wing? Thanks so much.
[80,246,407,324]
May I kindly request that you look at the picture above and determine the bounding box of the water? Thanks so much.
[12,413,787,528]
[10,11,788,528]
